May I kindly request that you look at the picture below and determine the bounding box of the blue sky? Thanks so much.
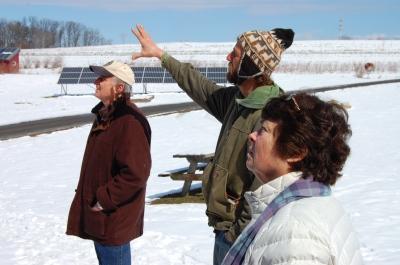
[1,0,399,44]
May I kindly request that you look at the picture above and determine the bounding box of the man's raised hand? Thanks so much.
[131,24,164,60]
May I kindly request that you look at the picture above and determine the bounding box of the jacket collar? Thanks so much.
[91,100,129,132]
[244,172,303,217]
[235,84,281,109]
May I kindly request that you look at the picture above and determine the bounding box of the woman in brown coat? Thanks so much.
[66,61,151,265]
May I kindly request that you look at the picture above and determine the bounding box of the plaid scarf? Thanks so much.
[222,177,331,265]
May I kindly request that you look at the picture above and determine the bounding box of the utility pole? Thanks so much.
[338,18,344,40]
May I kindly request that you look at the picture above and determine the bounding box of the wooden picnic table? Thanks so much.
[158,153,214,196]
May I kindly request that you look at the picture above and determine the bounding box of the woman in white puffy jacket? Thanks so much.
[222,93,363,265]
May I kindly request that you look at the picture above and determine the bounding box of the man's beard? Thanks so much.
[226,70,238,84]
[227,63,240,85]
[227,62,248,85]
[227,70,246,86]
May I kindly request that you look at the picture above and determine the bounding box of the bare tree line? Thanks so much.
[0,17,111,48]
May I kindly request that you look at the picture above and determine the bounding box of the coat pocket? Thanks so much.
[207,164,240,218]
[83,204,107,239]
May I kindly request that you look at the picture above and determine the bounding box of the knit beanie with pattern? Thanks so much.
[237,28,294,79]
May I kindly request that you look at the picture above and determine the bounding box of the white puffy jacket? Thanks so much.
[238,172,363,265]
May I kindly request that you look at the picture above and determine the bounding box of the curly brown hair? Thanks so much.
[261,93,352,185]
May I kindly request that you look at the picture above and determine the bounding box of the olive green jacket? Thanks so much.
[162,53,282,242]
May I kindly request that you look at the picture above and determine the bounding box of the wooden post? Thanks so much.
[180,158,198,196]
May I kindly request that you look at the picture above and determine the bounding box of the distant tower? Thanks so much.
[120,33,127,44]
[338,18,344,40]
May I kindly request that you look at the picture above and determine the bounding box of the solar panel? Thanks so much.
[145,71,163,77]
[79,78,96,84]
[163,77,176,83]
[164,72,173,78]
[62,67,83,73]
[145,67,164,74]
[143,77,163,83]
[133,67,145,72]
[207,67,219,72]
[207,72,224,77]
[59,73,79,79]
[59,79,79,85]
[194,67,207,74]
[134,70,144,74]
[58,68,80,84]
[81,72,97,78]
[78,72,97,84]
[58,66,228,85]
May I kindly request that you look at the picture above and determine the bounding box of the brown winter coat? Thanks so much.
[66,100,151,245]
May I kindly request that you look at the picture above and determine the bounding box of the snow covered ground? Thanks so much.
[0,41,400,264]
[1,71,397,126]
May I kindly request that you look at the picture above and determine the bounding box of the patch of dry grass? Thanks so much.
[151,187,205,204]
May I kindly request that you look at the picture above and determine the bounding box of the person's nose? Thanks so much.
[247,132,256,153]
[248,131,256,142]
[94,77,101,85]
[249,131,257,141]
[226,52,232,62]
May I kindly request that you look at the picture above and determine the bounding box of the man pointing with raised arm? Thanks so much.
[131,24,294,265]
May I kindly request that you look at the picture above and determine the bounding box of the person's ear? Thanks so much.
[286,148,308,163]
[116,83,124,94]
[287,156,302,163]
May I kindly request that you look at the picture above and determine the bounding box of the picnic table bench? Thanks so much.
[158,153,214,196]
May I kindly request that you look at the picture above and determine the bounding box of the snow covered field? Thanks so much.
[20,40,400,67]
[0,41,400,264]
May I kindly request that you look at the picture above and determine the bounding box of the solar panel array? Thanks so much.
[0,48,20,61]
[57,67,98,84]
[57,66,228,85]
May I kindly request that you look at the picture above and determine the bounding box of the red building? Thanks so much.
[0,48,20,73]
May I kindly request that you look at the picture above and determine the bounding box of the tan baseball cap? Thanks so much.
[90,60,135,86]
